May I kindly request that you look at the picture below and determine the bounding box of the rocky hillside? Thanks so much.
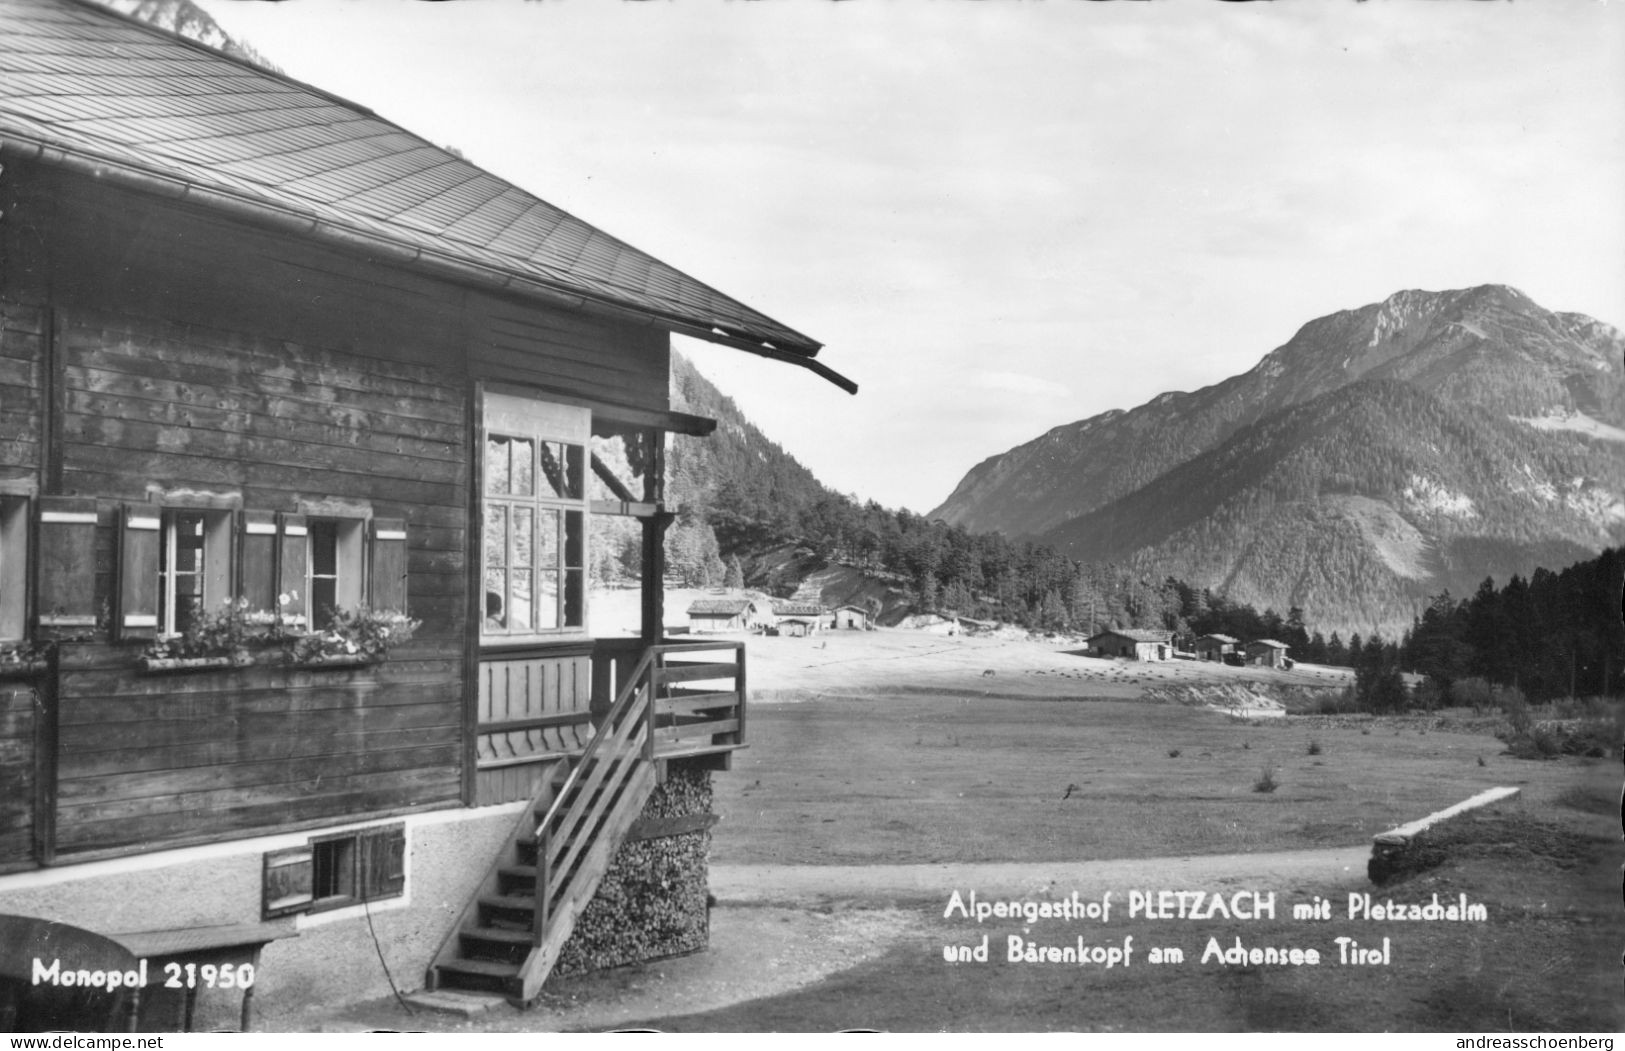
[932,285,1625,634]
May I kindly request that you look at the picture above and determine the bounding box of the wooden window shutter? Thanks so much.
[116,504,161,639]
[263,844,315,919]
[277,513,308,628]
[359,824,407,901]
[36,496,99,631]
[369,518,407,612]
[240,510,278,616]
[201,512,235,613]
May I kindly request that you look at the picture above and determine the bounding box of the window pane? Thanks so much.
[310,522,337,576]
[174,592,203,634]
[484,506,507,568]
[485,435,511,495]
[563,569,583,628]
[540,442,583,499]
[534,570,558,629]
[513,507,533,569]
[537,508,559,569]
[563,444,584,500]
[311,578,337,626]
[175,513,205,572]
[564,511,583,569]
[510,438,534,497]
[483,569,507,630]
[511,569,532,632]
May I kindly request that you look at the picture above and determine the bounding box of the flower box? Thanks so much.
[0,657,50,679]
[138,654,254,674]
[289,653,376,670]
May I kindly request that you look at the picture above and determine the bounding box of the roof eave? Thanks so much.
[1,131,856,393]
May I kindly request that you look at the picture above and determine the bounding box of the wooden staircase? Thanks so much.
[424,641,745,1006]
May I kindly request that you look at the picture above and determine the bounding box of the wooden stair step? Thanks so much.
[461,925,533,947]
[458,925,533,963]
[437,958,522,979]
[478,894,538,927]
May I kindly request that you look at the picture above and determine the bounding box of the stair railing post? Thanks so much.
[735,641,747,747]
[642,668,656,762]
[536,841,551,945]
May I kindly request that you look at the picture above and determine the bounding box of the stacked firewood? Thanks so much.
[552,765,714,977]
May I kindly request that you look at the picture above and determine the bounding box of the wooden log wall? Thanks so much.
[466,292,669,412]
[44,306,470,857]
[0,677,37,870]
[0,305,43,489]
[0,154,681,862]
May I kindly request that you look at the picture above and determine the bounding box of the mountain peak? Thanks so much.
[929,284,1623,633]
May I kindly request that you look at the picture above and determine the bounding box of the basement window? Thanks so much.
[262,823,406,919]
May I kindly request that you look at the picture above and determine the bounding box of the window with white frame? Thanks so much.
[0,496,28,643]
[306,517,365,628]
[482,393,589,640]
[146,508,233,637]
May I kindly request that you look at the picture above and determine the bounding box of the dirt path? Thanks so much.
[288,844,1371,1033]
[711,844,1373,906]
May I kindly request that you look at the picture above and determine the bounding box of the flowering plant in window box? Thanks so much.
[0,640,52,678]
[288,607,420,666]
[242,592,308,639]
[139,599,257,671]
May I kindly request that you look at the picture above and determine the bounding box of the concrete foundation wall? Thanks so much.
[0,803,524,1030]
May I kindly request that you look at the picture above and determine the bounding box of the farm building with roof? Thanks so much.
[770,600,824,637]
[686,596,770,634]
[831,604,870,630]
[1245,639,1293,669]
[1194,634,1240,662]
[1086,629,1175,661]
[0,0,851,1027]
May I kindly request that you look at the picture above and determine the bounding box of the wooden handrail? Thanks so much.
[428,637,747,999]
[531,646,656,944]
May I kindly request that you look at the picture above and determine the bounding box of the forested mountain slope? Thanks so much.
[1039,379,1622,633]
[932,285,1624,634]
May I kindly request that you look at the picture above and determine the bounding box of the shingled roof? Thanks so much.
[1089,629,1175,644]
[0,0,853,391]
[687,598,755,616]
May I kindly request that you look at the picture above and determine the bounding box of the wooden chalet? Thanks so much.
[1193,634,1239,662]
[831,604,869,630]
[0,0,851,1026]
[770,600,823,637]
[1244,639,1292,669]
[685,596,768,634]
[1086,629,1174,661]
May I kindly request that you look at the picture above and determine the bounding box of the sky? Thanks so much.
[197,0,1625,514]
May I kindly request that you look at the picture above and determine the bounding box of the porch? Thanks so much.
[473,637,747,807]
